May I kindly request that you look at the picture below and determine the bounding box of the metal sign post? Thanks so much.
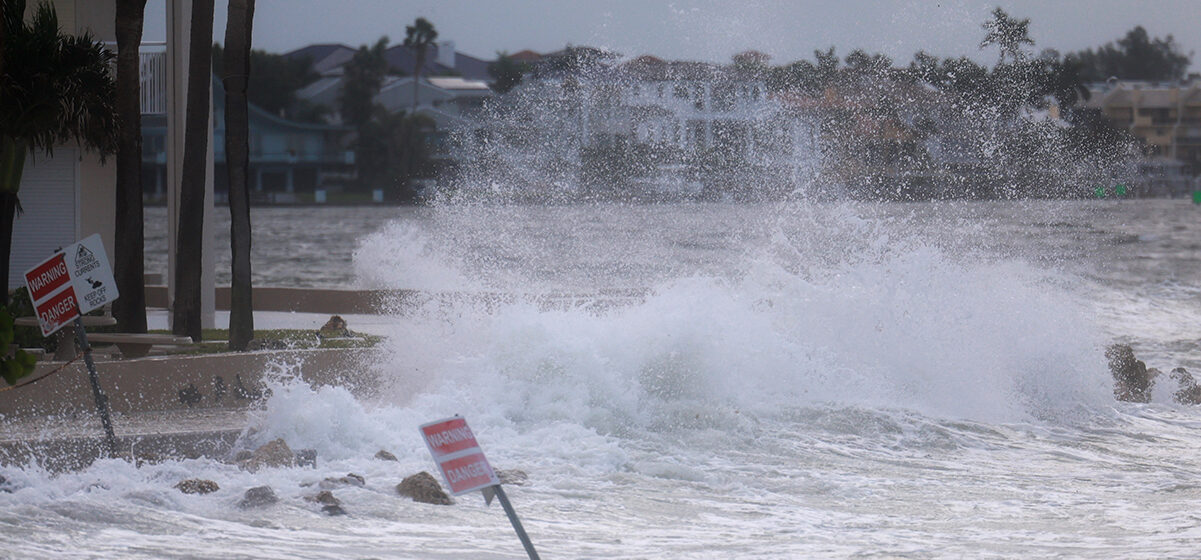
[493,484,540,560]
[74,317,116,456]
[24,235,121,457]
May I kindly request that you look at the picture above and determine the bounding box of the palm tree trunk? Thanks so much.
[0,136,27,299]
[223,0,255,351]
[412,48,424,115]
[172,0,214,341]
[113,0,148,333]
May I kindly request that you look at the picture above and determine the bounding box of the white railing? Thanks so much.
[139,44,167,115]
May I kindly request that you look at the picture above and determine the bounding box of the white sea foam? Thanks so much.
[6,201,1201,558]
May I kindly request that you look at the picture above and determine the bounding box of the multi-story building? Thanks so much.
[1087,80,1201,177]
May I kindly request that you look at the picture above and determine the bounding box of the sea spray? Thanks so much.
[360,206,1114,430]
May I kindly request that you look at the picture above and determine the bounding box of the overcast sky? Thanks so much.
[144,0,1199,71]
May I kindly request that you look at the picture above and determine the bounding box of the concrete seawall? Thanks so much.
[0,348,380,418]
[0,348,382,469]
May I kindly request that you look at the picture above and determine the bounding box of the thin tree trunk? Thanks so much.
[113,0,148,333]
[172,0,214,341]
[224,0,254,350]
[412,48,424,115]
[0,136,27,299]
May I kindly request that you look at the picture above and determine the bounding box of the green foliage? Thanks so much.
[402,17,438,58]
[488,52,528,94]
[0,0,119,172]
[980,7,1034,64]
[0,308,37,386]
[212,43,321,120]
[6,287,52,351]
[356,111,436,201]
[1067,26,1191,82]
[339,37,390,129]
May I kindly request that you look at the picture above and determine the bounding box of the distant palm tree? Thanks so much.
[114,0,149,334]
[0,0,118,296]
[980,7,1033,65]
[403,17,437,116]
[223,0,256,351]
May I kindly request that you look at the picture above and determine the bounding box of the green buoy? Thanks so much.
[1193,190,1201,205]
[1095,186,1107,198]
[1115,184,1128,196]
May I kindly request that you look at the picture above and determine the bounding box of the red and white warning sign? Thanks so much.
[23,234,119,336]
[420,416,500,495]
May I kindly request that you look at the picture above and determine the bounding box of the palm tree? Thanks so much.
[113,0,149,334]
[0,0,118,297]
[223,0,255,351]
[172,0,214,341]
[980,7,1033,65]
[403,17,437,116]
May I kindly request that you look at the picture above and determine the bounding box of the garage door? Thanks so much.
[9,149,78,290]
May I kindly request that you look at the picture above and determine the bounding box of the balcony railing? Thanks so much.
[140,44,167,115]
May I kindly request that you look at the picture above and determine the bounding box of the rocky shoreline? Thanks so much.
[1107,343,1201,405]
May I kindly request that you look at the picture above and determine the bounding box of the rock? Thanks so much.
[0,474,10,493]
[175,479,220,495]
[1170,367,1201,405]
[310,490,340,506]
[497,469,529,486]
[233,374,265,399]
[238,486,278,509]
[231,449,254,463]
[374,450,398,462]
[319,315,349,338]
[1106,344,1155,403]
[320,473,365,489]
[178,383,203,407]
[396,472,452,505]
[295,449,318,468]
[321,504,347,516]
[240,438,294,472]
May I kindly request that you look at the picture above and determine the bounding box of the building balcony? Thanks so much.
[140,44,167,115]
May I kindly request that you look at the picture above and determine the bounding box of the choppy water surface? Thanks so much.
[7,198,1200,558]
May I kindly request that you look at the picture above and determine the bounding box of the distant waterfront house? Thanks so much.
[1087,80,1201,174]
[288,41,495,135]
[142,77,354,200]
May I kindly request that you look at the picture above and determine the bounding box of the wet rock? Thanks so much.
[1170,367,1201,405]
[309,490,340,506]
[374,450,398,462]
[497,469,529,486]
[295,449,318,468]
[175,479,220,495]
[231,449,254,463]
[233,374,266,399]
[1107,344,1155,403]
[240,438,294,472]
[321,504,347,516]
[319,315,349,338]
[0,474,11,493]
[238,486,278,509]
[320,473,365,489]
[396,472,452,505]
[178,383,203,407]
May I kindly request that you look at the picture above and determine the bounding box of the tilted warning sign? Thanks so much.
[420,416,500,495]
[66,234,117,314]
[23,234,119,336]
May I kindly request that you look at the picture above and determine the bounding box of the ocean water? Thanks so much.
[6,198,1201,558]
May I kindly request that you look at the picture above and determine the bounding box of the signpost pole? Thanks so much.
[74,317,117,456]
[493,484,540,560]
